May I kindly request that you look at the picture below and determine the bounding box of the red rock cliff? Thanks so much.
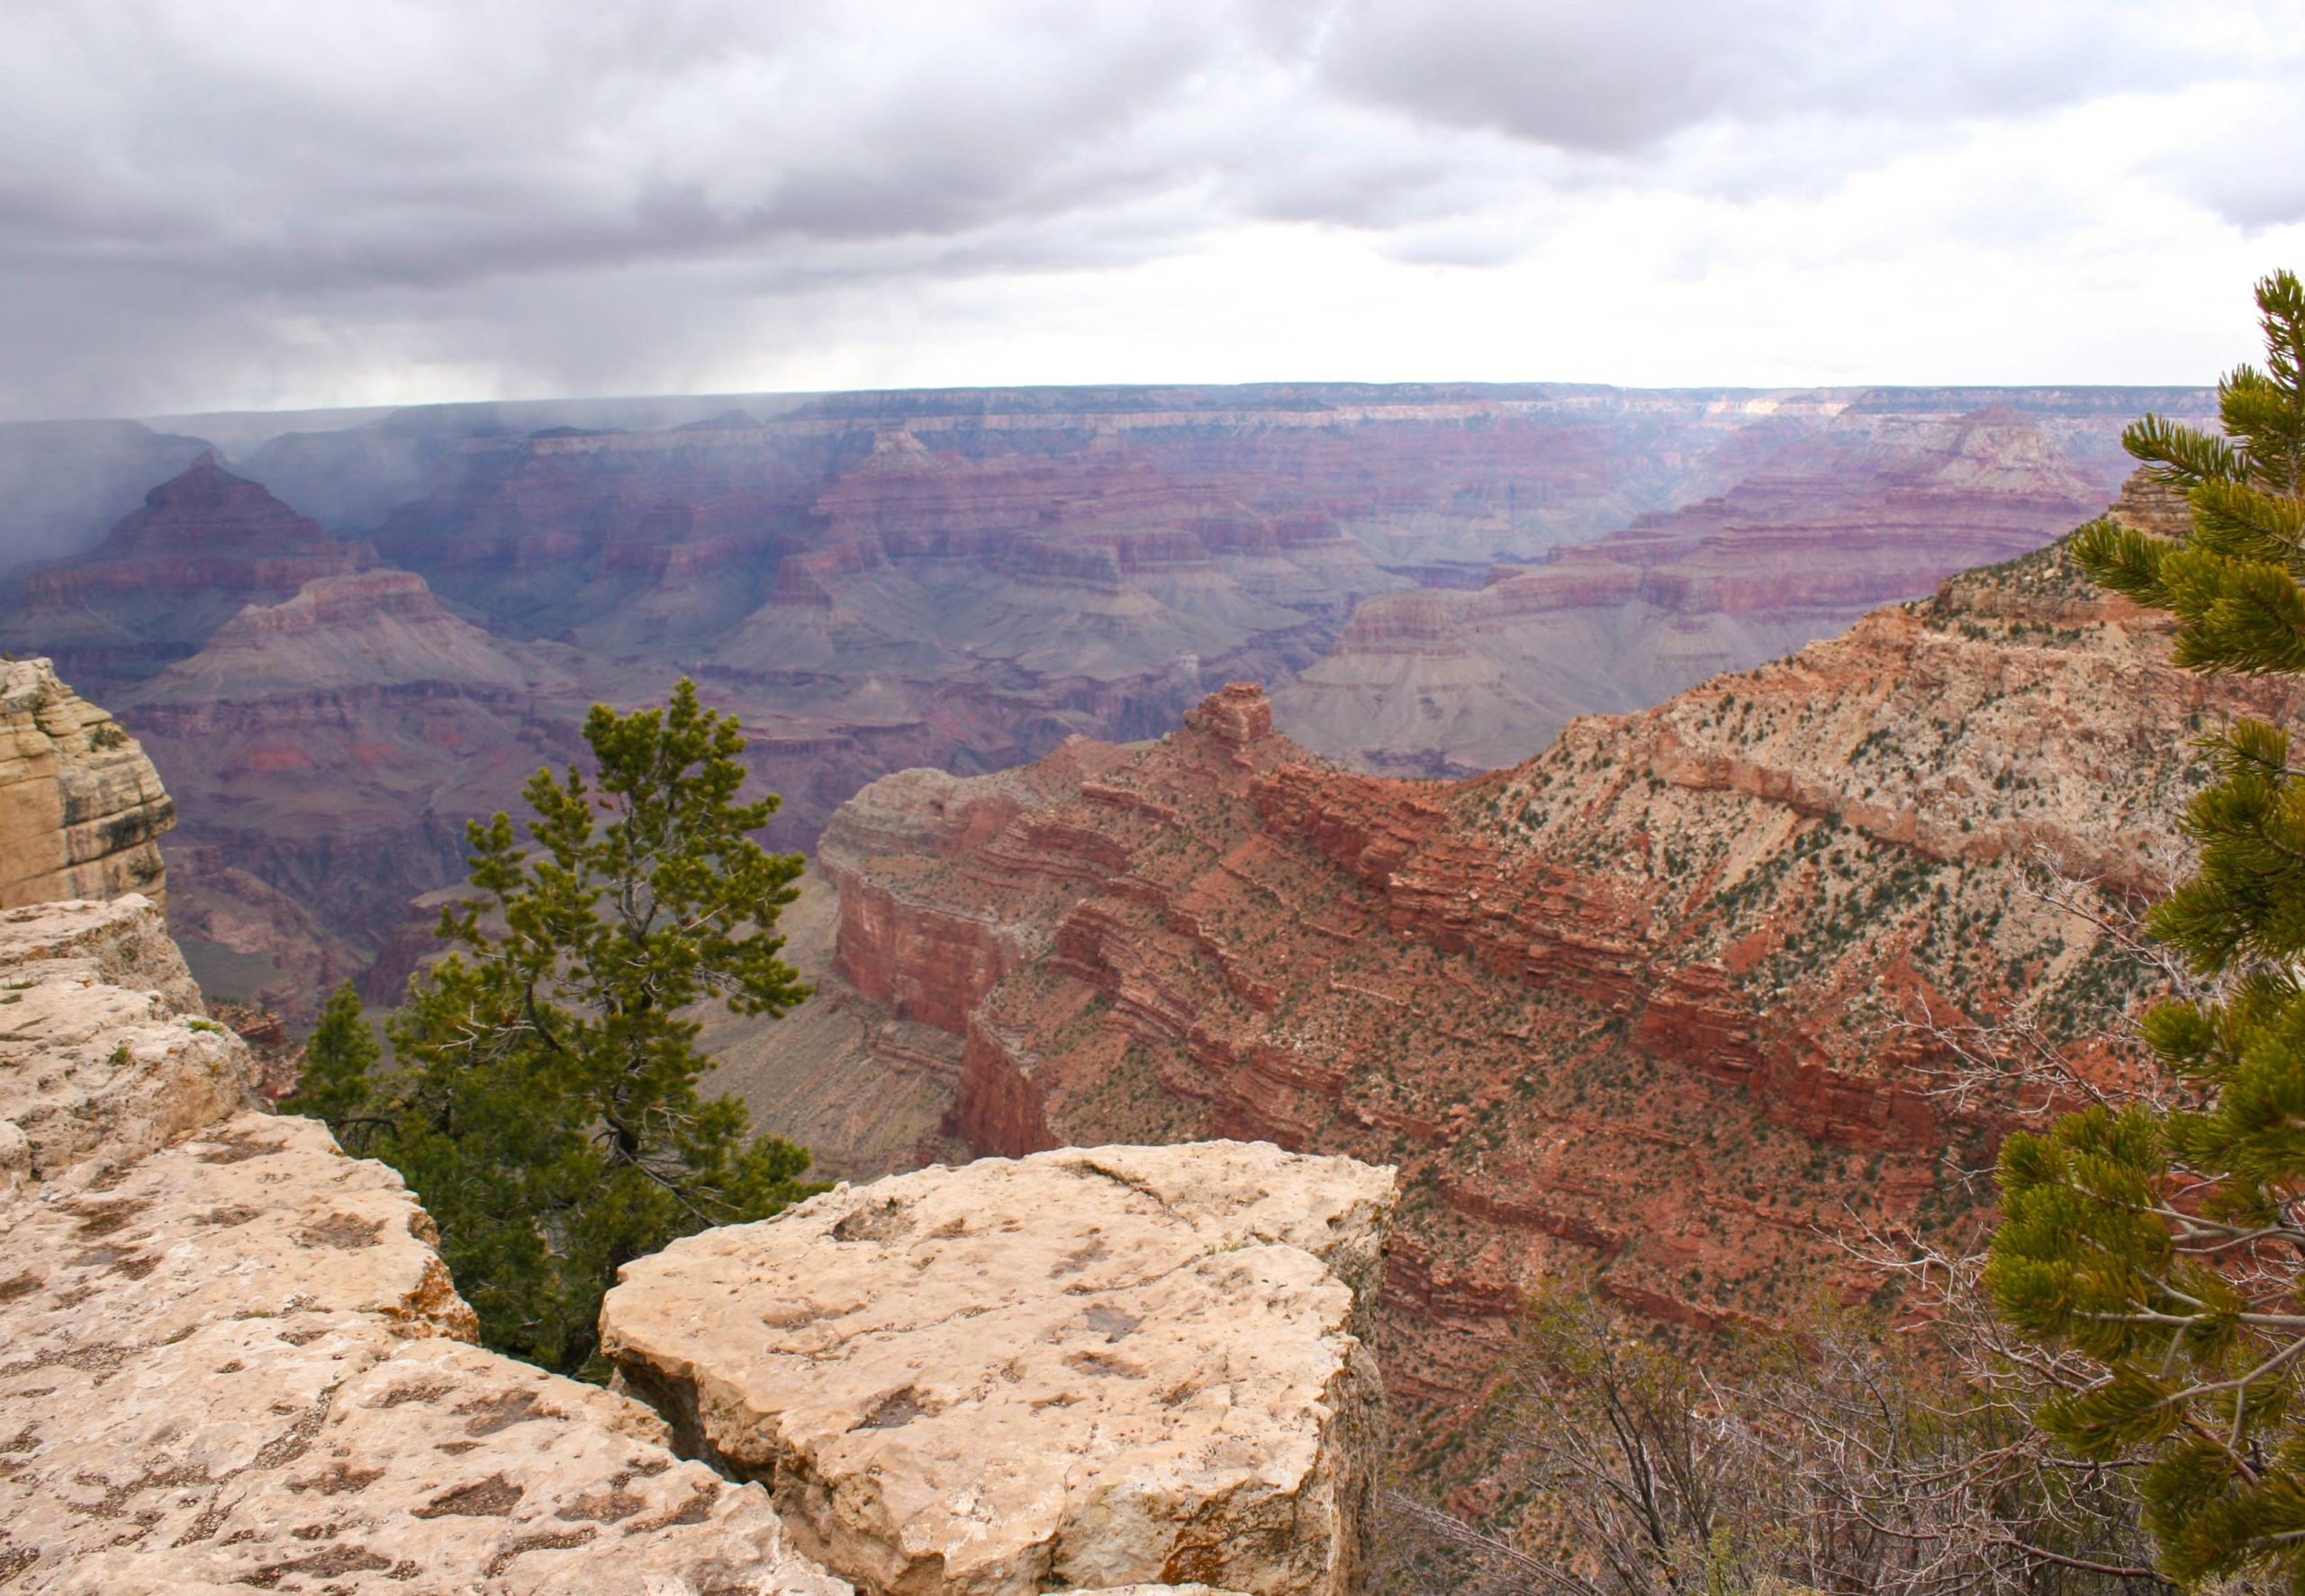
[822,477,2285,1441]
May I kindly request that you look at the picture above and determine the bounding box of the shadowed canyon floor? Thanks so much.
[0,384,2208,1014]
[798,474,2280,1459]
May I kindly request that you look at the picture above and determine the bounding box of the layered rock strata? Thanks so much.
[1273,405,2121,775]
[816,741,1135,1032]
[0,658,173,911]
[816,479,2289,1441]
[0,894,848,1595]
[5,455,376,697]
[3,388,2206,1021]
[120,568,591,1014]
[601,1141,1396,1596]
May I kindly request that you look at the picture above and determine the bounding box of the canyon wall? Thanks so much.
[1271,404,2122,775]
[0,387,2210,1020]
[813,476,2268,1443]
[117,564,593,1017]
[5,455,377,699]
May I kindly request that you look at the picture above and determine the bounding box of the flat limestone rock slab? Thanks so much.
[0,896,849,1596]
[0,894,201,1013]
[0,1110,477,1357]
[11,1322,845,1596]
[0,897,238,1190]
[600,1141,1397,1596]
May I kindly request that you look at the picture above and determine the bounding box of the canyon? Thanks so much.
[802,472,2281,1450]
[0,379,2255,1575]
[0,383,2208,1014]
[0,659,1397,1593]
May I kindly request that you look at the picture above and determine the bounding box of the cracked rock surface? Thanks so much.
[0,895,849,1596]
[600,1141,1397,1596]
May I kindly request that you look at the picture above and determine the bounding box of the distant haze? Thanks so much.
[0,1,2297,420]
[0,383,2210,576]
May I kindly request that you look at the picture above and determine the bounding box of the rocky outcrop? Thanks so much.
[0,893,847,1595]
[817,741,1133,1032]
[0,887,1388,1594]
[601,1141,1395,1596]
[0,658,173,911]
[814,480,2294,1450]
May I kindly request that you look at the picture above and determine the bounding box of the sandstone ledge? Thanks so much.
[600,1142,1397,1596]
[0,893,1377,1596]
[0,897,845,1596]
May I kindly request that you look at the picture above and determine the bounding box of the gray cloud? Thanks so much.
[1317,0,2227,153]
[0,0,2290,418]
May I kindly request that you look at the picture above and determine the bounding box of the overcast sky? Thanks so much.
[4,0,2299,420]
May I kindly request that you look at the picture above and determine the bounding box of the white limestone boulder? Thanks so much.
[600,1141,1397,1596]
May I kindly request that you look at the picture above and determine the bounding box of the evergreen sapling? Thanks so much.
[286,678,820,1376]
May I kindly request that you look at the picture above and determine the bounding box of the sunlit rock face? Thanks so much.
[602,1141,1396,1596]
[0,892,851,1596]
[0,658,173,912]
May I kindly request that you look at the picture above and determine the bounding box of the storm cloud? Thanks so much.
[1,0,2296,418]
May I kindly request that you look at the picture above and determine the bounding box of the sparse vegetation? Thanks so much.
[1385,1289,2155,1596]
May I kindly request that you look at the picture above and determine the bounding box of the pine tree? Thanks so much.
[281,979,379,1128]
[290,679,819,1375]
[1991,270,2305,1586]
